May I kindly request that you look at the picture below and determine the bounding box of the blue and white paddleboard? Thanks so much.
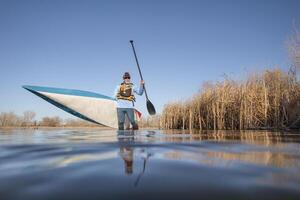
[23,85,141,129]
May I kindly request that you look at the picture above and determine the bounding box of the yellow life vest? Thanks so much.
[116,83,136,101]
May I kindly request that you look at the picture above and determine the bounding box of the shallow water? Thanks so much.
[0,129,300,200]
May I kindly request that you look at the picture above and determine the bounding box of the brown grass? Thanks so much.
[160,68,300,130]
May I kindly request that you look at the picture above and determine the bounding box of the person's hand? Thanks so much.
[140,80,145,85]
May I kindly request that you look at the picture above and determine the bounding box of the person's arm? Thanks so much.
[133,80,145,96]
[114,85,120,100]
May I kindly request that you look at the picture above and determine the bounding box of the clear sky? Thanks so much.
[0,0,300,119]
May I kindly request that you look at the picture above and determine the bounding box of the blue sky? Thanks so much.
[0,0,300,119]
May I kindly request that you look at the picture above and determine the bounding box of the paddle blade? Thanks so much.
[146,100,156,115]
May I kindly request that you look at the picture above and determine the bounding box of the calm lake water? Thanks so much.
[0,129,300,200]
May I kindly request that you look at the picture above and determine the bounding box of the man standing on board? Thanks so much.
[115,72,144,130]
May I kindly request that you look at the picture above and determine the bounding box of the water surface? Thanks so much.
[0,129,300,200]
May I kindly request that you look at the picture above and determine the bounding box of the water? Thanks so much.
[0,129,300,200]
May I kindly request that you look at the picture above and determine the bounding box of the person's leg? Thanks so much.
[117,108,126,130]
[125,108,138,130]
[124,114,131,130]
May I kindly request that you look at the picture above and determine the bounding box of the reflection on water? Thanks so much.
[0,129,300,200]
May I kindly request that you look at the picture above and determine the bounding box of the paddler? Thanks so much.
[115,72,144,130]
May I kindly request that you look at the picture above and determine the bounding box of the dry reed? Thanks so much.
[160,68,300,130]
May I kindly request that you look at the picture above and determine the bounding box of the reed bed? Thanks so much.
[160,68,300,130]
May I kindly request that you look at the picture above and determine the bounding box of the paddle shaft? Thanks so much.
[130,41,149,100]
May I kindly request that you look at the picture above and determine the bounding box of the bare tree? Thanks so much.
[22,111,36,127]
[287,27,300,68]
[0,112,20,127]
[40,116,62,127]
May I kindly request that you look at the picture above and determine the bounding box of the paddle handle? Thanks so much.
[130,40,149,100]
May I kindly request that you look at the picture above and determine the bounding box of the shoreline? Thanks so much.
[0,126,114,130]
[1,126,299,132]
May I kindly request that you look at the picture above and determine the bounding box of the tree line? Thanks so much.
[0,111,97,127]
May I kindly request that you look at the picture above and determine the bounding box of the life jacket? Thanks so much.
[116,82,136,102]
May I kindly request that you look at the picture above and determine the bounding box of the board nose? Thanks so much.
[22,85,37,92]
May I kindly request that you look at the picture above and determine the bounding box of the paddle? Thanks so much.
[130,40,156,115]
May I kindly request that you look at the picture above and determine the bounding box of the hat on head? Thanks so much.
[123,72,131,79]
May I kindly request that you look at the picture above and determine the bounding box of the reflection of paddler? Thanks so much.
[119,147,134,174]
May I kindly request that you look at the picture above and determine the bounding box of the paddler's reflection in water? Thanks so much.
[117,133,135,174]
[117,134,153,186]
[120,145,134,174]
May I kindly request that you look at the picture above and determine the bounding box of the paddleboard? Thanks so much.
[23,85,141,129]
